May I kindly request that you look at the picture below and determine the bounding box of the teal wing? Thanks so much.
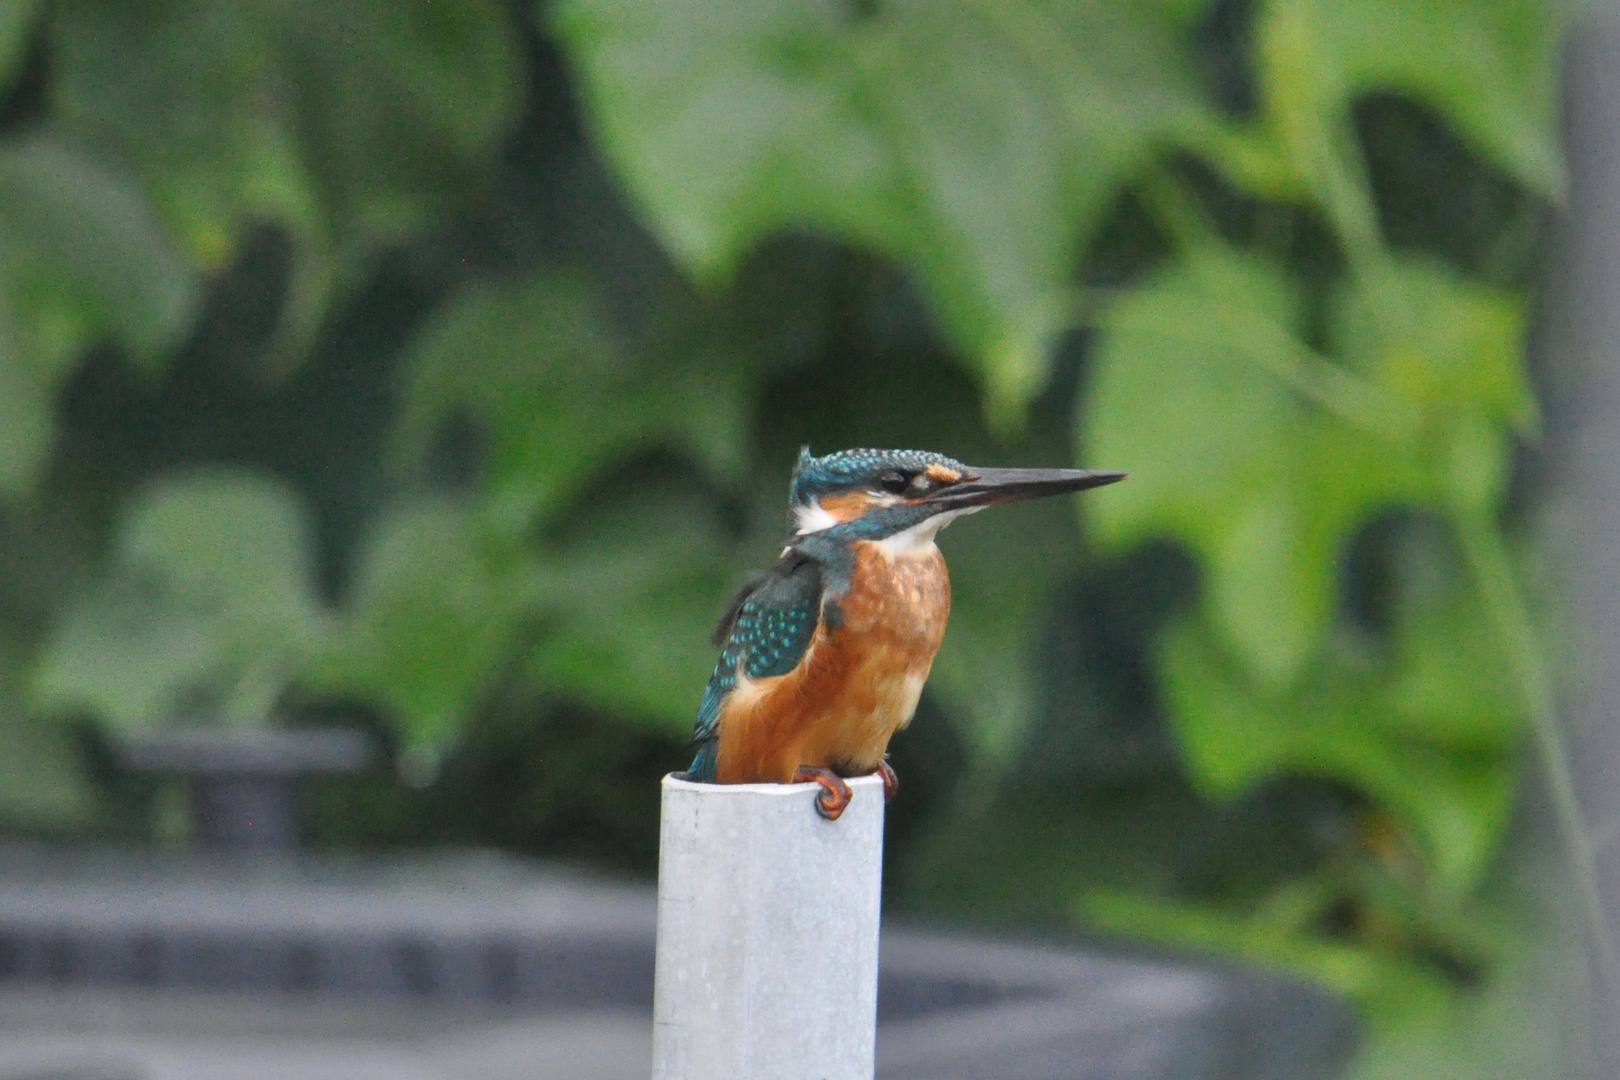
[688,551,823,781]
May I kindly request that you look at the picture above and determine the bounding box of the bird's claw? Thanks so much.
[795,766,853,820]
[874,760,898,803]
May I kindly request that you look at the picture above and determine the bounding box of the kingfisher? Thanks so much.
[687,447,1125,819]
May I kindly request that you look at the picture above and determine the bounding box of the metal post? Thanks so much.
[115,728,372,850]
[1536,13,1620,1072]
[652,772,885,1080]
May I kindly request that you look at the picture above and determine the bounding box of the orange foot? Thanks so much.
[795,766,853,820]
[873,760,898,803]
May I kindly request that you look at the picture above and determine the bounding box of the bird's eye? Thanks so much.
[877,470,910,495]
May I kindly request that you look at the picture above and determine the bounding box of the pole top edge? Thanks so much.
[661,772,885,799]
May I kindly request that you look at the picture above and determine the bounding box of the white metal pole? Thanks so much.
[1538,15,1620,1068]
[651,772,885,1080]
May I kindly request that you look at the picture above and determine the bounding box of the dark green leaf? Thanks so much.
[1381,520,1522,752]
[1329,256,1531,515]
[0,135,198,494]
[0,634,95,828]
[0,0,40,99]
[316,490,733,751]
[311,499,521,757]
[31,468,327,733]
[1208,0,1561,267]
[1160,620,1516,894]
[551,0,1215,407]
[49,0,523,369]
[523,493,733,731]
[50,0,319,271]
[1084,245,1429,688]
[286,1,526,240]
[1273,0,1562,199]
[1081,886,1455,1019]
[396,270,750,539]
[928,493,1085,765]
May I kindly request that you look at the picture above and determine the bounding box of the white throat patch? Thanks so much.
[876,506,982,555]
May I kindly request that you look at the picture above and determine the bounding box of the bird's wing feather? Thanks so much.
[688,551,824,780]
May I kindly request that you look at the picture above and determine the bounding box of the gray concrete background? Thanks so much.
[0,843,1355,1080]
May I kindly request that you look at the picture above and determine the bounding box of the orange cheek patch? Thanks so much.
[819,491,878,523]
[924,463,961,483]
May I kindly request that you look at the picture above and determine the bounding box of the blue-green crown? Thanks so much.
[788,447,967,505]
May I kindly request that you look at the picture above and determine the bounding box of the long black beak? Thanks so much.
[924,467,1127,510]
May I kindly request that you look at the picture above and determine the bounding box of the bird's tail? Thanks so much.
[688,739,718,783]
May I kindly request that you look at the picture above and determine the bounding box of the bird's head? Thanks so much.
[786,447,1125,545]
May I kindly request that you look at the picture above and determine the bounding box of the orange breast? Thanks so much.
[714,541,952,784]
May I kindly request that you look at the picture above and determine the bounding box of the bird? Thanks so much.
[686,447,1126,819]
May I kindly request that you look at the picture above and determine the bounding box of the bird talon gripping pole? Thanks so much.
[796,765,854,820]
[874,759,898,804]
[654,449,1122,1080]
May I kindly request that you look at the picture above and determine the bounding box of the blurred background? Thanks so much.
[0,0,1606,1076]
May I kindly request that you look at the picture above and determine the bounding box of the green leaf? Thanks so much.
[1084,245,1427,688]
[0,0,40,99]
[1347,930,1592,1080]
[1160,620,1516,894]
[1081,886,1455,1018]
[1329,256,1531,515]
[1381,520,1522,751]
[0,706,95,828]
[343,268,760,749]
[0,633,95,829]
[312,499,522,756]
[286,1,526,240]
[1222,0,1562,268]
[31,467,327,733]
[0,337,57,498]
[1386,593,1521,751]
[523,493,733,731]
[1282,0,1562,199]
[49,0,523,368]
[0,136,200,356]
[50,0,313,271]
[927,493,1082,766]
[0,135,199,494]
[1191,0,1562,273]
[315,491,733,752]
[551,0,1215,407]
[396,270,750,539]
[1083,245,1531,901]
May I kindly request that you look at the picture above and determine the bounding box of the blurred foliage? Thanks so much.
[48,0,522,369]
[0,0,1578,1072]
[35,468,330,734]
[557,0,1562,1015]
